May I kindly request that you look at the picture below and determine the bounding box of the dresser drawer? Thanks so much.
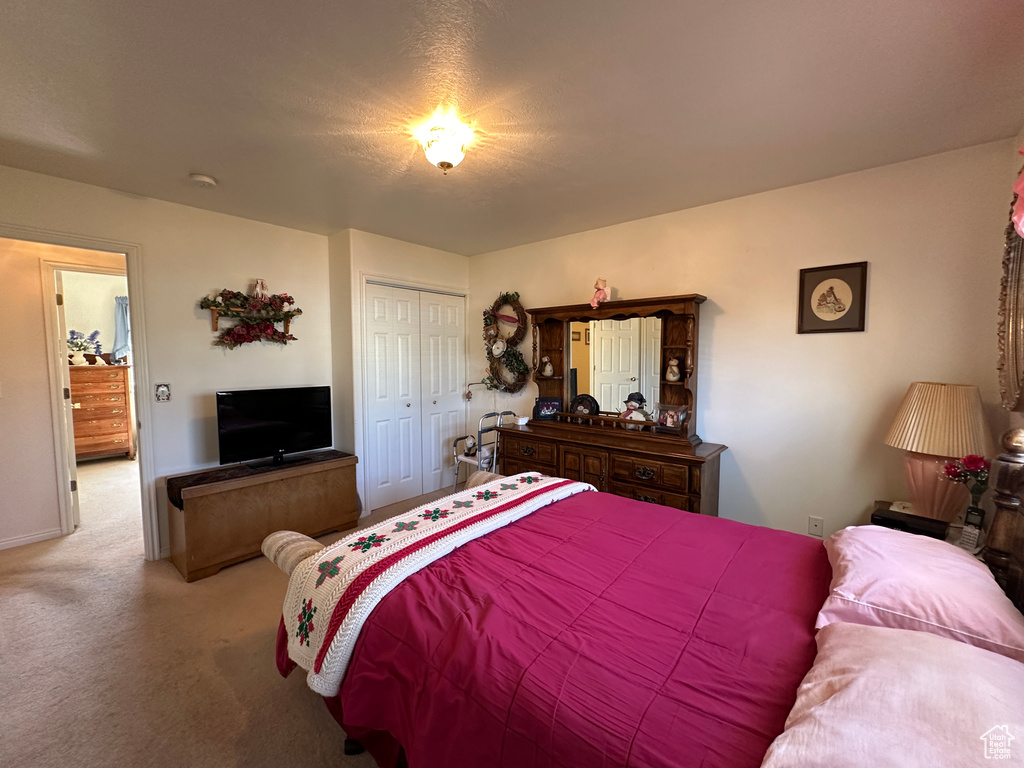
[502,435,557,468]
[74,403,129,420]
[74,392,128,407]
[73,416,131,437]
[74,433,131,454]
[610,454,690,493]
[609,480,698,513]
[70,367,126,383]
[70,380,126,395]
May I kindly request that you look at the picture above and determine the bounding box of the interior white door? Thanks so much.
[364,285,423,510]
[54,271,81,528]
[590,318,641,412]
[419,294,466,493]
[640,316,662,411]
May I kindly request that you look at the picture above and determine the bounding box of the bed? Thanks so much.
[267,440,1024,768]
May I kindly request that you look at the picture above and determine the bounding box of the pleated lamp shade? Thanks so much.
[884,382,993,457]
[884,382,993,521]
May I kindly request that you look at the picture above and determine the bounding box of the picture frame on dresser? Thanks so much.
[533,397,562,420]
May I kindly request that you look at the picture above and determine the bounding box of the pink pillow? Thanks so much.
[761,622,1024,768]
[817,524,1024,662]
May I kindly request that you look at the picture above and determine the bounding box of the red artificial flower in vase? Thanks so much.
[942,454,990,509]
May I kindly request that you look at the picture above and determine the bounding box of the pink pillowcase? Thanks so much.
[817,524,1024,662]
[761,622,1024,768]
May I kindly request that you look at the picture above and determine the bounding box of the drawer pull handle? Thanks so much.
[635,466,655,481]
[520,446,535,457]
[88,420,98,424]
[112,409,123,414]
[109,385,120,389]
[108,373,117,378]
[637,494,658,503]
[113,423,124,427]
[113,439,125,443]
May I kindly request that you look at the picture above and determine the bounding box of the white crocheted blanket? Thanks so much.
[281,472,594,696]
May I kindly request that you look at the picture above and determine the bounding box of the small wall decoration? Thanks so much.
[481,291,530,393]
[797,261,868,334]
[199,282,302,348]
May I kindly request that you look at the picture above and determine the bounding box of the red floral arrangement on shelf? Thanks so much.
[942,454,991,507]
[217,320,296,349]
[199,289,301,349]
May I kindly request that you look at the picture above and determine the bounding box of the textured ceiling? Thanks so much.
[2,0,1023,255]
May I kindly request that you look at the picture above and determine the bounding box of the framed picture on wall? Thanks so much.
[585,328,591,345]
[797,261,868,334]
[571,330,581,341]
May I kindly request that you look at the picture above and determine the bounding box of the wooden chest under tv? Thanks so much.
[69,365,135,460]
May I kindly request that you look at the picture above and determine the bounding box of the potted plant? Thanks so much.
[67,329,101,365]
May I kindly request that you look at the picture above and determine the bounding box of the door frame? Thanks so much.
[4,222,161,561]
[353,272,467,513]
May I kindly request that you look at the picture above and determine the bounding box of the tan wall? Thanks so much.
[0,165,331,555]
[0,239,125,547]
[469,140,1016,538]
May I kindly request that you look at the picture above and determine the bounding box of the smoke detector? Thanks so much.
[188,173,218,188]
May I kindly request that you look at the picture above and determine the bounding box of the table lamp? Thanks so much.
[884,382,993,521]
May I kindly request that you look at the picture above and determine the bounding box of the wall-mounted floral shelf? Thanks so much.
[199,287,302,349]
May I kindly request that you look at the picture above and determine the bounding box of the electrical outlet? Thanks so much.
[808,516,824,538]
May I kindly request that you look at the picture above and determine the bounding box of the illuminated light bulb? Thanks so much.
[412,105,475,174]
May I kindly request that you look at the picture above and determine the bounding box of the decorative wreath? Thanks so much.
[481,291,530,393]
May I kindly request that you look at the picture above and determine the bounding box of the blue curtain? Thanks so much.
[112,296,132,361]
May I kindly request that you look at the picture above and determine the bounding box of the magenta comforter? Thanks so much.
[282,491,831,768]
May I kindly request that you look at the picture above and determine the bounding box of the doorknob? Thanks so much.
[630,377,637,382]
[433,400,437,405]
[405,402,411,407]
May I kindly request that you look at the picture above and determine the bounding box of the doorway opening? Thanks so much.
[0,231,154,558]
[56,265,142,541]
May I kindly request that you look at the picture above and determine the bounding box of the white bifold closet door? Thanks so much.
[364,284,465,511]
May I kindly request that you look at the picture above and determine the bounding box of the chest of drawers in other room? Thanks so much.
[496,423,725,516]
[69,365,135,460]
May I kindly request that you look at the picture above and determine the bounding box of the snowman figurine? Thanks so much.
[665,357,681,382]
[539,356,554,377]
[620,391,652,429]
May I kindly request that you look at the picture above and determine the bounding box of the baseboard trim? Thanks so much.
[159,545,170,559]
[0,528,63,551]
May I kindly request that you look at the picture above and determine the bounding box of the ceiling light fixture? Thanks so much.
[412,105,475,174]
[188,173,218,188]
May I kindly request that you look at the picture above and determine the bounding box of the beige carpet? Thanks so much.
[0,458,452,768]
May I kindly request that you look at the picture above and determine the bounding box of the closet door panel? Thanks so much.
[363,284,423,510]
[420,294,466,493]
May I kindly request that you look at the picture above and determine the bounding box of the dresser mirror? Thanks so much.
[999,206,1024,410]
[529,295,704,448]
[568,318,663,413]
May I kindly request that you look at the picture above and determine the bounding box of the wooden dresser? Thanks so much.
[69,365,135,460]
[496,294,726,516]
[497,423,725,516]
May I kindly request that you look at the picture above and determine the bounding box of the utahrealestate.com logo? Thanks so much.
[981,726,1014,760]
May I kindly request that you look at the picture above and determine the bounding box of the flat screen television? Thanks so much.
[216,386,331,465]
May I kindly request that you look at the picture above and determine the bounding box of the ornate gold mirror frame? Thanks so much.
[999,201,1024,411]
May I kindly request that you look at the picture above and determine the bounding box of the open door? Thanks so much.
[54,271,81,528]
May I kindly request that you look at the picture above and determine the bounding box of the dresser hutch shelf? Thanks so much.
[499,294,726,516]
